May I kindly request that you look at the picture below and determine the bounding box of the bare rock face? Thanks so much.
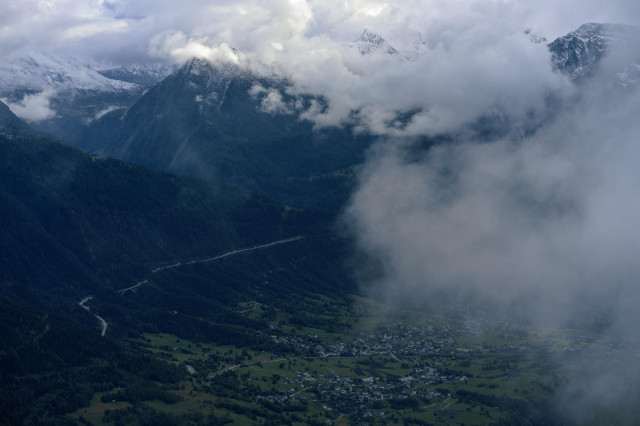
[549,23,640,84]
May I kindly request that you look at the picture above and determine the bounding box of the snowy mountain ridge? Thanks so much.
[548,22,640,81]
[350,23,640,86]
[94,62,176,88]
[0,52,174,140]
[350,29,400,56]
[0,52,141,96]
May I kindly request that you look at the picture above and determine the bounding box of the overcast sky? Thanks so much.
[3,1,639,132]
[2,0,639,63]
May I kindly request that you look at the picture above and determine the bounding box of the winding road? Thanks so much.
[79,296,108,336]
[79,236,304,337]
[118,279,148,295]
[117,236,304,295]
[184,236,304,266]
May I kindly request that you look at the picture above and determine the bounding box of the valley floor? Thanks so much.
[67,294,636,426]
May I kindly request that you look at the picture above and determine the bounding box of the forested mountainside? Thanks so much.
[82,58,373,211]
[0,107,355,424]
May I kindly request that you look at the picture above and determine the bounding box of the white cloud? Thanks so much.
[249,84,297,115]
[3,1,638,134]
[345,43,640,328]
[343,42,640,417]
[4,0,639,60]
[133,0,581,136]
[94,105,119,120]
[62,19,129,41]
[149,31,243,65]
[3,90,56,122]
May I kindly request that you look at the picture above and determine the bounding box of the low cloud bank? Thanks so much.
[148,1,572,136]
[347,43,640,328]
[2,90,56,122]
[345,39,640,420]
[8,1,640,135]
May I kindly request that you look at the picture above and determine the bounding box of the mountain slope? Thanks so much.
[0,53,169,144]
[0,52,141,94]
[0,128,355,338]
[0,133,313,300]
[0,100,35,135]
[95,62,176,88]
[0,129,350,423]
[350,29,400,56]
[86,58,372,211]
[549,22,640,82]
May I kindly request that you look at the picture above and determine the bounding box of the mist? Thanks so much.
[4,1,640,135]
[1,90,56,122]
[347,28,640,324]
[344,28,640,421]
[147,1,574,135]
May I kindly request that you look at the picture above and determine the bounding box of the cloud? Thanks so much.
[1,2,636,109]
[3,90,56,122]
[62,19,129,41]
[92,105,119,121]
[345,36,640,328]
[3,1,639,134]
[148,31,243,65]
[4,1,640,418]
[0,0,130,57]
[248,84,299,115]
[342,39,640,418]
[4,1,640,59]
[4,2,639,308]
[140,1,578,135]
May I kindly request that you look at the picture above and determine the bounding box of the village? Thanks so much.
[103,304,626,425]
[197,319,546,423]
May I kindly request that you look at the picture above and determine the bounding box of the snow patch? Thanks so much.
[0,51,140,95]
[350,29,400,56]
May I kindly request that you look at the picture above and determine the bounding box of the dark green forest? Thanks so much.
[0,125,356,424]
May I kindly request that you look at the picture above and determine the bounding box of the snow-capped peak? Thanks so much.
[0,52,141,96]
[350,29,400,56]
[94,62,176,88]
[548,23,639,81]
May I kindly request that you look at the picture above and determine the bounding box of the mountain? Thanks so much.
[2,22,636,425]
[95,62,176,88]
[350,29,400,56]
[0,113,356,423]
[454,23,640,142]
[0,52,171,144]
[0,117,350,314]
[85,57,372,211]
[549,22,640,83]
[0,100,35,136]
[0,132,321,301]
[88,23,637,204]
[349,24,640,84]
[0,52,141,95]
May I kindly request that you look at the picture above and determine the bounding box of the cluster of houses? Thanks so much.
[248,322,483,420]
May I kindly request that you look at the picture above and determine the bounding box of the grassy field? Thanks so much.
[67,390,132,426]
[67,292,628,425]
